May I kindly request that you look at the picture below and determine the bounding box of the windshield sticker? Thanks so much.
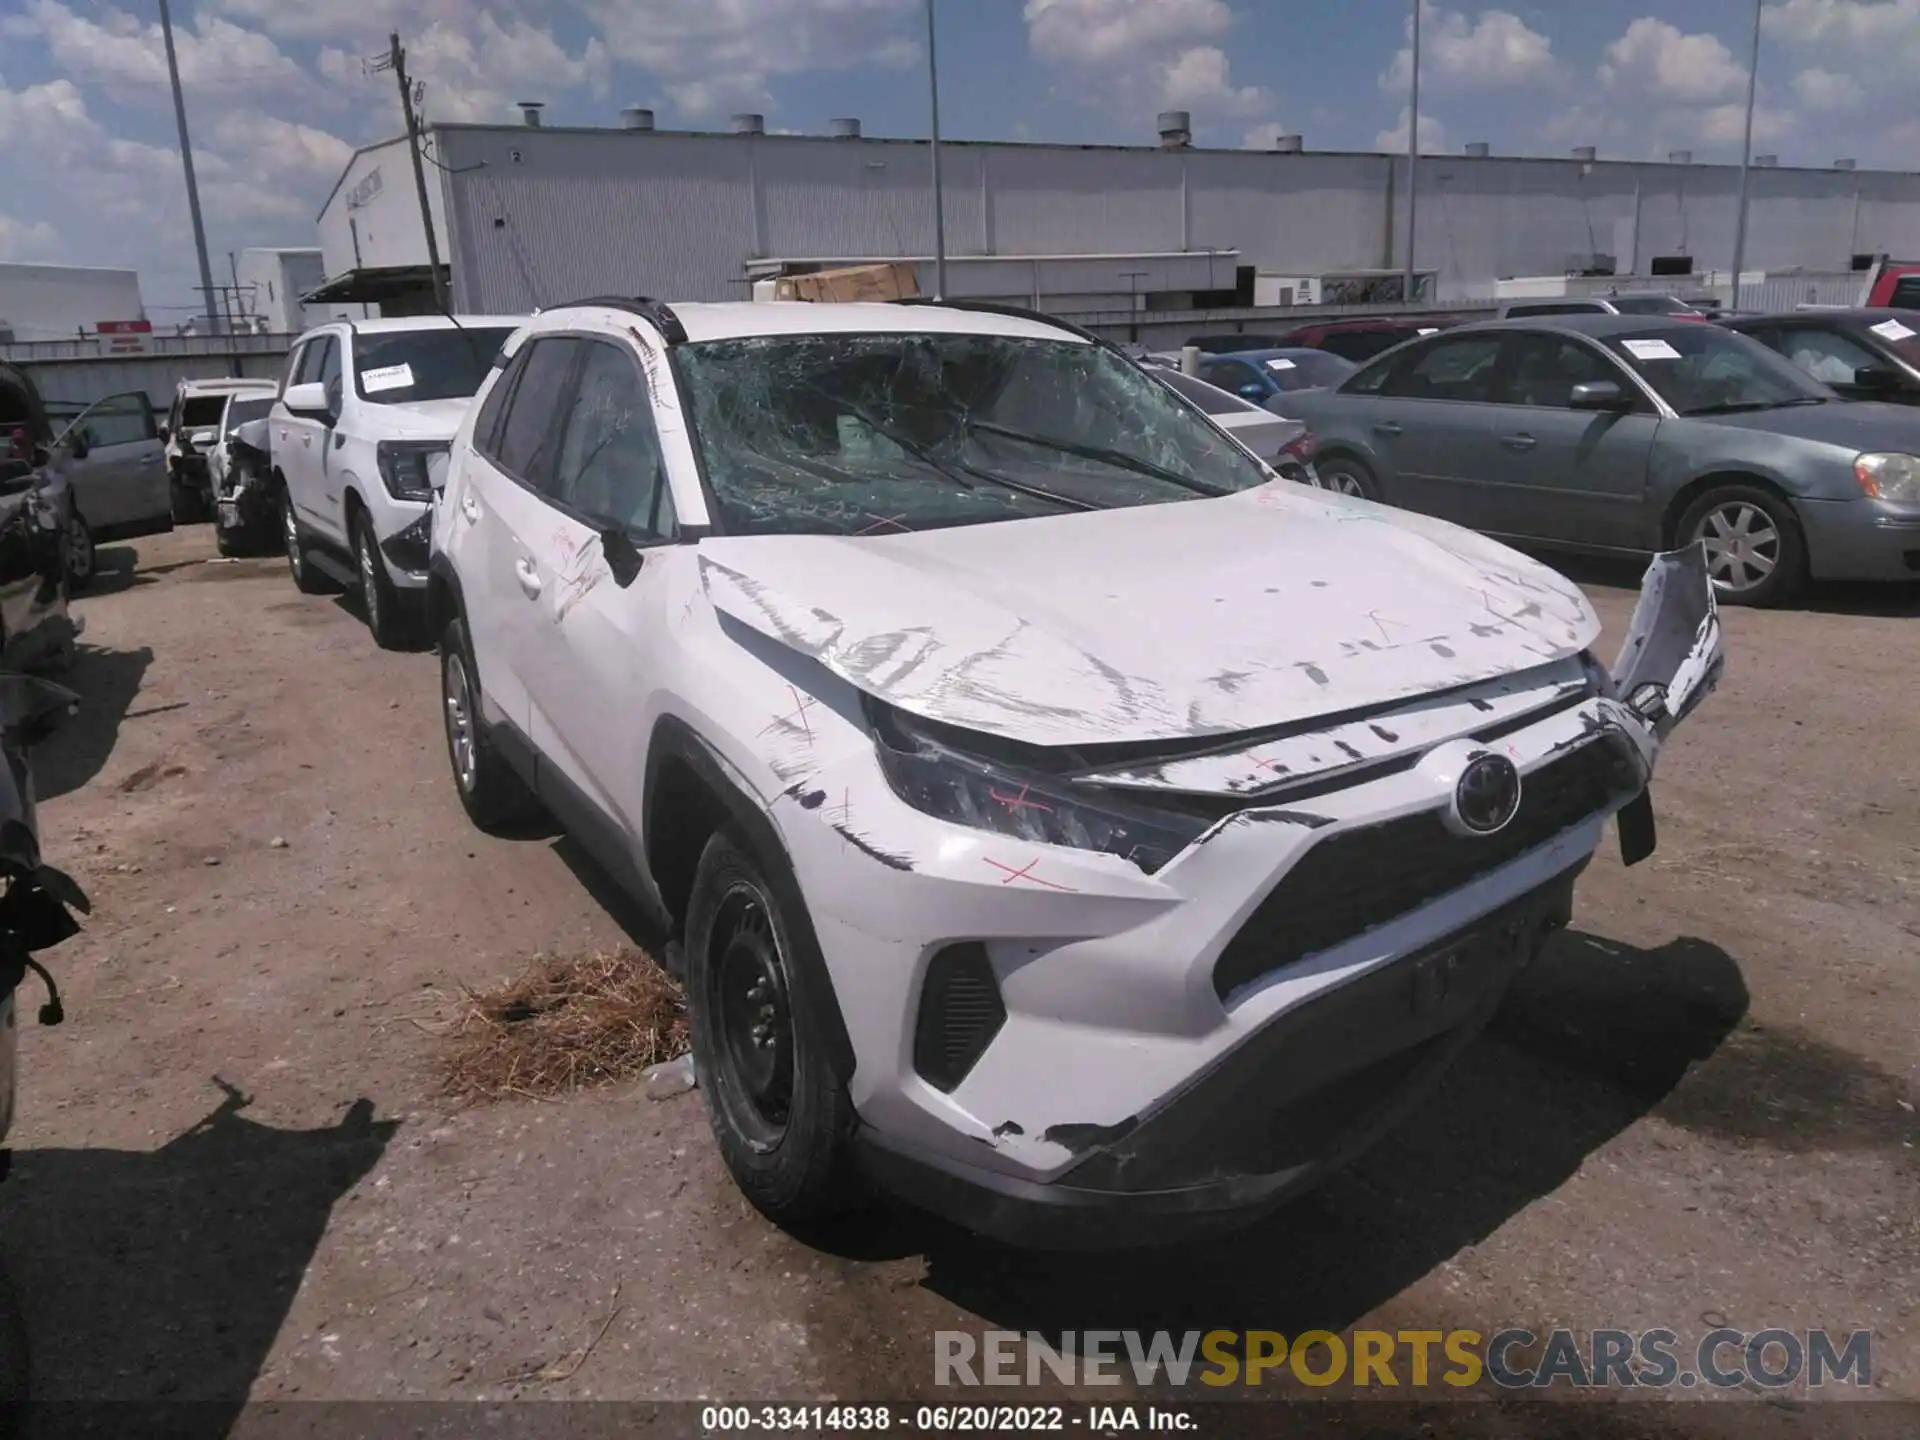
[361,363,415,393]
[1622,338,1682,361]
[1265,358,1296,371]
[1870,318,1916,342]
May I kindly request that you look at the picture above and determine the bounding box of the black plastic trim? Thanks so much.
[912,944,1007,1093]
[644,715,858,1084]
[548,295,687,345]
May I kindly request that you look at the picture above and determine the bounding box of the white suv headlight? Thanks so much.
[1853,451,1920,503]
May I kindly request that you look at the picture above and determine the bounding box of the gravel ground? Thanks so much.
[0,525,1914,1430]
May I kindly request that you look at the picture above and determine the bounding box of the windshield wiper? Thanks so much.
[962,419,1230,497]
[1684,397,1828,415]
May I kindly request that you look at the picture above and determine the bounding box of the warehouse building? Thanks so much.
[311,108,1920,329]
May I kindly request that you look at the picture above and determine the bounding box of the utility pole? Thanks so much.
[1728,0,1762,312]
[925,0,948,300]
[371,33,450,312]
[158,0,221,336]
[1403,0,1421,307]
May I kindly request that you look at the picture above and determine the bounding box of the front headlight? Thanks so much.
[376,439,448,503]
[865,701,1210,875]
[1853,452,1920,503]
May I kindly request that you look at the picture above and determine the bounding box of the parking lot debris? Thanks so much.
[643,1052,697,1101]
[439,947,687,1102]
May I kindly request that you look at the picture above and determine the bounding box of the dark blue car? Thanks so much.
[1194,348,1358,409]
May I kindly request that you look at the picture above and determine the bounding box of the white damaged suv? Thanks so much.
[428,298,1724,1249]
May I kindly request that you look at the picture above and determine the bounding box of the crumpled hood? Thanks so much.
[697,482,1600,746]
[364,397,470,441]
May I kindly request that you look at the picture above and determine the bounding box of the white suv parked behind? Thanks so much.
[272,315,523,647]
[429,297,1724,1249]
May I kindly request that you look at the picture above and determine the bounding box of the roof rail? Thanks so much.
[547,295,687,344]
[888,297,1117,351]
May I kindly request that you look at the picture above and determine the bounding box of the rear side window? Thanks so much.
[1890,276,1920,309]
[1504,302,1599,318]
[492,338,580,489]
[1378,335,1504,402]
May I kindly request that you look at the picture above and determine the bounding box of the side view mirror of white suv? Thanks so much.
[282,382,331,419]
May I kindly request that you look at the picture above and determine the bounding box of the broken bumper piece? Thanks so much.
[855,868,1580,1250]
[379,513,433,579]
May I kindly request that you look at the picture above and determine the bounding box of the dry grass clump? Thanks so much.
[439,946,688,1102]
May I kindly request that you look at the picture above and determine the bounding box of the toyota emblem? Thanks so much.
[1452,753,1522,835]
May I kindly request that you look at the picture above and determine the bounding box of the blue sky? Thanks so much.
[0,0,1913,315]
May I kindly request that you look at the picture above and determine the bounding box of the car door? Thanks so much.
[62,391,168,533]
[1361,332,1508,521]
[1199,357,1270,404]
[1470,331,1660,548]
[279,336,332,531]
[310,336,350,543]
[450,335,582,745]
[513,336,686,847]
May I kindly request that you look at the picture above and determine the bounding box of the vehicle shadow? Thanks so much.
[74,547,150,599]
[31,643,152,801]
[329,593,435,654]
[0,1079,396,1434]
[803,929,1754,1373]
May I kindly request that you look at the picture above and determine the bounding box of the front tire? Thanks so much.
[354,513,411,650]
[1677,483,1806,608]
[686,830,859,1227]
[438,614,541,832]
[282,486,337,596]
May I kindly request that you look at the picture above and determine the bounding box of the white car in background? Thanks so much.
[163,377,277,523]
[427,296,1724,1250]
[272,314,524,648]
[207,391,279,555]
[1140,358,1316,481]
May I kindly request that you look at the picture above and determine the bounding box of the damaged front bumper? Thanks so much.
[378,512,433,584]
[791,546,1724,1248]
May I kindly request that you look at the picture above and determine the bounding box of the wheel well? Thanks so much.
[425,570,456,644]
[343,487,367,534]
[1662,471,1798,548]
[644,754,733,931]
[1312,446,1372,472]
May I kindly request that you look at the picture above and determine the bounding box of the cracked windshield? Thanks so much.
[675,331,1275,536]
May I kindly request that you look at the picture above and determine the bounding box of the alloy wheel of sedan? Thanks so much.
[65,512,94,586]
[357,527,381,633]
[442,647,478,794]
[1693,500,1781,596]
[1310,470,1368,497]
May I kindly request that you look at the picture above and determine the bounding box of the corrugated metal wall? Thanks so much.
[423,126,1920,313]
[4,336,293,410]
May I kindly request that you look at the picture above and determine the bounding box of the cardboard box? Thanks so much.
[776,262,920,303]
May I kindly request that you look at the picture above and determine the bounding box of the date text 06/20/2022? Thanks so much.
[932,1327,1874,1391]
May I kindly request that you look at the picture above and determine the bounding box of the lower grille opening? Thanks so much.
[1213,736,1635,1001]
[912,943,1007,1093]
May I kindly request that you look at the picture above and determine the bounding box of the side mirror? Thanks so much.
[66,432,90,461]
[1569,379,1632,411]
[190,429,217,448]
[282,381,331,419]
[157,425,170,443]
[1237,381,1267,400]
[1852,365,1901,393]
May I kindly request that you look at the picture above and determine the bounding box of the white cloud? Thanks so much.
[1764,0,1920,50]
[1157,46,1270,118]
[576,0,918,119]
[1790,65,1858,111]
[0,213,60,261]
[1375,106,1448,154]
[1381,3,1555,93]
[316,12,609,127]
[2,0,312,102]
[1242,121,1293,149]
[1024,0,1231,64]
[1599,17,1749,104]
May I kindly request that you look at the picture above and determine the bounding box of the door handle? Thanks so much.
[1372,422,1403,437]
[514,557,542,599]
[1500,433,1537,451]
[460,494,480,524]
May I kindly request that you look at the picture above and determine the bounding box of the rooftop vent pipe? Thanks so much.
[621,107,654,131]
[1668,149,1692,163]
[519,102,544,127]
[1834,157,1857,170]
[1464,141,1490,158]
[1157,110,1192,149]
[830,117,861,138]
[1754,153,1778,167]
[1272,133,1303,153]
[732,112,765,135]
[1572,145,1597,162]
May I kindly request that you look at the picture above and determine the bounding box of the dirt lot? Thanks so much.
[1,525,1916,1428]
